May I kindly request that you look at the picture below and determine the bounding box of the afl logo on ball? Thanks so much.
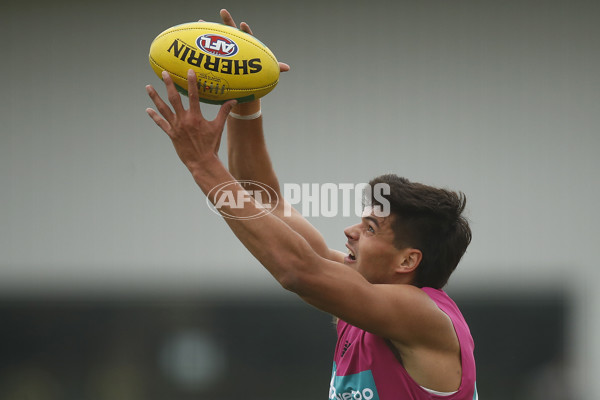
[196,34,239,57]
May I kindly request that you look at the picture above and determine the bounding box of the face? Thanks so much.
[343,208,415,284]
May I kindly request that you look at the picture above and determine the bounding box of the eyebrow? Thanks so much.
[363,216,381,229]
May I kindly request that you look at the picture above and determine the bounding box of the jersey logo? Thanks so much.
[341,340,351,357]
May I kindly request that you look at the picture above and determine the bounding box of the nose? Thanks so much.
[344,222,360,241]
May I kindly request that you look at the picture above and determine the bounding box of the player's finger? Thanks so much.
[146,108,174,137]
[162,71,185,115]
[239,22,253,36]
[187,69,202,115]
[146,84,175,123]
[220,9,237,28]
[279,62,290,72]
[215,99,238,127]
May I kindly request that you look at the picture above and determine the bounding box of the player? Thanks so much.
[145,9,478,399]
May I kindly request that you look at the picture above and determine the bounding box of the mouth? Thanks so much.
[345,244,356,263]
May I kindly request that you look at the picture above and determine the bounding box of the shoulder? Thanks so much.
[347,283,455,348]
[386,286,458,349]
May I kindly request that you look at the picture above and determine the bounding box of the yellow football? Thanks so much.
[149,22,280,104]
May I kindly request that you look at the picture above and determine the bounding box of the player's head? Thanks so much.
[365,174,472,289]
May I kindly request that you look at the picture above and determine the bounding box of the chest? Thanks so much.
[334,324,398,376]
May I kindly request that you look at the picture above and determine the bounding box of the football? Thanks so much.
[149,22,280,104]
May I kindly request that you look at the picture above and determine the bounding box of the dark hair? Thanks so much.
[367,174,472,289]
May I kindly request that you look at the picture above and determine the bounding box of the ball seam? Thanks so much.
[149,56,278,92]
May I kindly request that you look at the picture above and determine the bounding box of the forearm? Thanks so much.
[226,100,282,197]
[191,156,313,287]
[226,101,338,261]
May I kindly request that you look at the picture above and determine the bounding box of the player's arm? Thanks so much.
[145,71,454,351]
[220,9,345,263]
[226,100,345,263]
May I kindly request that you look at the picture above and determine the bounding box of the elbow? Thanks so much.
[269,236,321,294]
[275,254,314,294]
[278,269,299,292]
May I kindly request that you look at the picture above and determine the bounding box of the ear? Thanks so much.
[394,248,422,274]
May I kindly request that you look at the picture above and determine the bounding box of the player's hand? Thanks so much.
[145,70,237,170]
[215,9,289,116]
[218,9,290,73]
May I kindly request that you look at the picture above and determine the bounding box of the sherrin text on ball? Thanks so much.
[149,22,280,104]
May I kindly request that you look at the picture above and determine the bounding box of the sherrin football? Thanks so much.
[149,22,280,104]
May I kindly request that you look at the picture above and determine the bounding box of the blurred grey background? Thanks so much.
[1,0,598,399]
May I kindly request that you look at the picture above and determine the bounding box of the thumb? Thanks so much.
[216,99,238,126]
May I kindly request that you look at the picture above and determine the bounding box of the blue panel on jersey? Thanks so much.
[329,363,380,400]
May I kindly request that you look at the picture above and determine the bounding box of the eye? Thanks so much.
[367,225,375,234]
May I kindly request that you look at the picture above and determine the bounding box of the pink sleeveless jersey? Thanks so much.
[329,288,478,400]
